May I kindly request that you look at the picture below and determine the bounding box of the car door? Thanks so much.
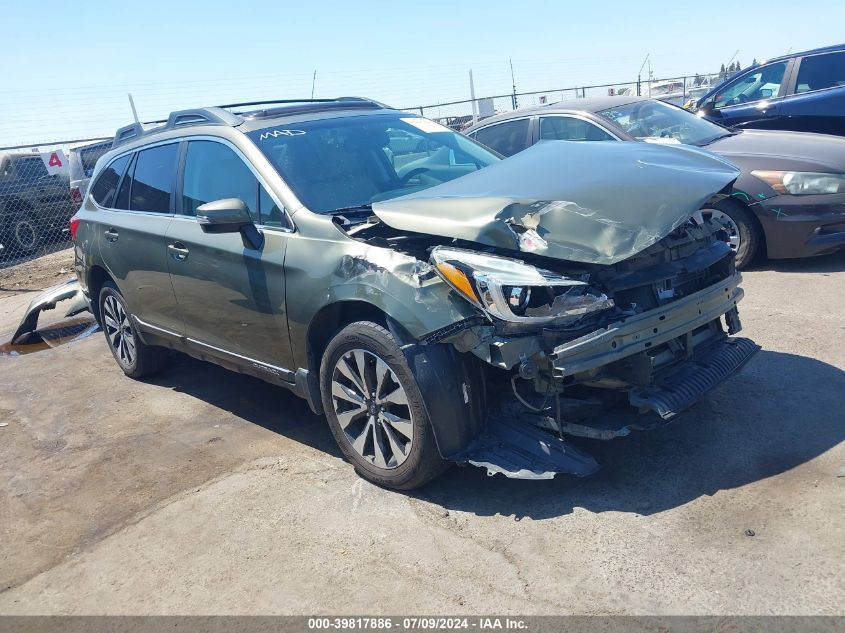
[537,115,617,142]
[166,138,294,371]
[95,143,184,335]
[708,60,792,129]
[781,50,845,135]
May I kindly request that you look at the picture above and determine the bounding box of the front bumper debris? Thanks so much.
[451,416,599,480]
[10,278,90,344]
[629,336,759,419]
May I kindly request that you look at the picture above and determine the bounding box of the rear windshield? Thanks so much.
[79,143,112,178]
[248,114,499,213]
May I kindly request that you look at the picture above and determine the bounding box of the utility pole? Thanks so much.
[509,59,518,110]
[310,70,317,99]
[637,54,650,97]
[469,69,478,124]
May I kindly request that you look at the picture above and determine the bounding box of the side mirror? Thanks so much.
[196,198,264,250]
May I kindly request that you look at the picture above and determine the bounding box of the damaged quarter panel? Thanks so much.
[372,140,740,265]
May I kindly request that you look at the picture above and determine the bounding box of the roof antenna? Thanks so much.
[127,93,140,124]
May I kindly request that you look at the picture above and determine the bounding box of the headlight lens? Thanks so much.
[751,170,845,195]
[430,246,614,324]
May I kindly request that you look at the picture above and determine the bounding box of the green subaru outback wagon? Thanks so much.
[73,97,758,489]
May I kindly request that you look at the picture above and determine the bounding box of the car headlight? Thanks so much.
[430,246,614,324]
[752,170,845,195]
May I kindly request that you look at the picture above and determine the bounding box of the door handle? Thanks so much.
[104,227,119,242]
[168,242,190,261]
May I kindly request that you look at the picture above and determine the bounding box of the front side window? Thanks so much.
[599,100,732,146]
[182,140,258,222]
[795,51,845,93]
[539,116,614,141]
[248,114,498,213]
[129,144,178,213]
[90,154,130,207]
[714,61,788,108]
[473,119,530,157]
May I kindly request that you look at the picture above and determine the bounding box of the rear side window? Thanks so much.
[182,140,258,221]
[130,143,178,213]
[472,119,530,157]
[540,116,614,141]
[90,154,130,207]
[795,51,845,93]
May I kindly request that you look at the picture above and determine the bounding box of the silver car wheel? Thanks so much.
[103,295,136,368]
[331,348,413,470]
[693,208,740,252]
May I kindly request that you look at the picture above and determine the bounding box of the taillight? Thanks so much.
[70,186,82,206]
[69,216,81,241]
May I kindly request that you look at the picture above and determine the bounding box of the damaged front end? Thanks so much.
[341,142,758,480]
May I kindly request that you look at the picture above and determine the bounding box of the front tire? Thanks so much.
[696,199,761,269]
[98,281,170,379]
[320,321,448,490]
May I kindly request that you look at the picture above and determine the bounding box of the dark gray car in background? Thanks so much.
[466,97,845,269]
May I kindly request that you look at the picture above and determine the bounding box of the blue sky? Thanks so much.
[1,0,843,147]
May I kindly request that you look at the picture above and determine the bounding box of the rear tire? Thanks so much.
[98,281,170,379]
[320,321,448,490]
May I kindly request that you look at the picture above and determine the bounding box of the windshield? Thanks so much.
[248,114,500,213]
[598,100,732,146]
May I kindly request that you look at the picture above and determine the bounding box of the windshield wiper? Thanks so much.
[326,204,373,215]
[699,131,737,146]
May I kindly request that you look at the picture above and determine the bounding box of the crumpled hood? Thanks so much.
[372,140,740,265]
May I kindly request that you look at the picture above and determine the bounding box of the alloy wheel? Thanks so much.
[692,208,740,252]
[103,295,136,368]
[331,348,413,470]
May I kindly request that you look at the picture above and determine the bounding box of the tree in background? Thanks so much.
[694,72,703,86]
[720,63,727,79]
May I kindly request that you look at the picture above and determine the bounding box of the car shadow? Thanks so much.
[747,249,845,273]
[414,349,845,519]
[147,349,843,521]
[147,352,342,459]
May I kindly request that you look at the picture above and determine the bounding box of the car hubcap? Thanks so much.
[103,295,136,367]
[331,349,413,470]
[692,209,740,252]
[14,221,36,249]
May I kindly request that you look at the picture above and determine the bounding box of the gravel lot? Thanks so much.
[0,252,843,615]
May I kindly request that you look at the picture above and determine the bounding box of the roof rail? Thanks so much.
[112,97,389,148]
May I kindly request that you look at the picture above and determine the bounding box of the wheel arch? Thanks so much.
[309,299,487,459]
[86,265,115,325]
[719,195,767,258]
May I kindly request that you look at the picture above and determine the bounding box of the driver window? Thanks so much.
[540,116,614,141]
[182,140,259,222]
[714,61,788,108]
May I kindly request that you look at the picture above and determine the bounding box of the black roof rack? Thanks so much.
[112,97,390,148]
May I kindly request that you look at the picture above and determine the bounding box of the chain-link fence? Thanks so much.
[1,70,734,271]
[404,72,729,129]
[0,138,111,269]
